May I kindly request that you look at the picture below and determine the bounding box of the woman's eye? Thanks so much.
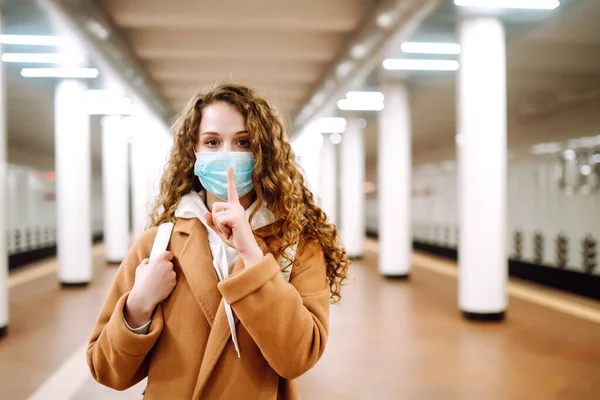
[237,139,250,147]
[205,139,219,146]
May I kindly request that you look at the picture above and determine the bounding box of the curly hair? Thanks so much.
[149,83,350,303]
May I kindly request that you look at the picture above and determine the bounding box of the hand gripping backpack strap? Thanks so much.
[150,222,174,260]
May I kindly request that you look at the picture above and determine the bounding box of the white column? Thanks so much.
[0,12,8,336]
[340,117,366,258]
[129,118,149,239]
[55,80,92,285]
[378,82,412,277]
[320,136,338,226]
[102,116,130,263]
[457,17,507,320]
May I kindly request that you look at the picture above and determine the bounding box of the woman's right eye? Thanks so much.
[205,139,219,147]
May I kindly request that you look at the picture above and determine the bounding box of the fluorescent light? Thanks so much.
[401,42,461,55]
[383,59,460,71]
[2,53,84,64]
[337,99,384,111]
[316,117,346,134]
[21,68,99,78]
[346,91,384,102]
[454,0,560,10]
[0,35,64,46]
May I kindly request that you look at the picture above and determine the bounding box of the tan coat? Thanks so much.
[87,218,330,399]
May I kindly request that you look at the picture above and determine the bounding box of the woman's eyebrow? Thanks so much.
[200,131,221,137]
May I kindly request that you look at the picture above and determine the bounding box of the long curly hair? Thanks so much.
[149,83,349,303]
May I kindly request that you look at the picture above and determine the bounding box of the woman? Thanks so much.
[87,83,350,399]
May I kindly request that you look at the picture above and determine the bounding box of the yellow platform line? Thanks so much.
[366,239,600,325]
[9,244,105,289]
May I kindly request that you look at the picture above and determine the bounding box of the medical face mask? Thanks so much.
[194,151,256,201]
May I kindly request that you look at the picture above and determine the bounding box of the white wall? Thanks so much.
[366,160,600,276]
[6,162,104,255]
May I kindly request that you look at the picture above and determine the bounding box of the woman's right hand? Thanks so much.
[124,251,177,328]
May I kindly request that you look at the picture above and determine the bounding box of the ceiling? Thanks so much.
[362,0,600,177]
[4,0,600,182]
[97,0,382,121]
[2,0,104,173]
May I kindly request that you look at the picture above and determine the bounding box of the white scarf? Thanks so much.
[174,191,279,358]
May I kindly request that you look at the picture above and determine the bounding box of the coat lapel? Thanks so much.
[173,218,221,327]
[192,231,272,398]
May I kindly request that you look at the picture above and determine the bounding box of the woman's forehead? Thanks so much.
[199,102,246,135]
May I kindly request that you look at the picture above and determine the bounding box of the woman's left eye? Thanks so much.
[237,139,250,147]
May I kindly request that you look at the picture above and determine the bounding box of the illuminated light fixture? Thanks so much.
[454,0,560,10]
[337,99,384,111]
[2,53,84,64]
[316,117,346,134]
[329,133,342,145]
[401,42,461,55]
[346,91,384,103]
[383,59,460,71]
[21,68,99,78]
[337,91,384,111]
[0,35,64,46]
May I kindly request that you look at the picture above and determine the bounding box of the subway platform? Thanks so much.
[1,239,599,400]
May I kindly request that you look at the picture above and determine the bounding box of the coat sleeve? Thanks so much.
[87,228,165,391]
[217,241,330,379]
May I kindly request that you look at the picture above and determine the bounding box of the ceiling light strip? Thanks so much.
[382,59,460,71]
[21,68,99,78]
[454,0,560,10]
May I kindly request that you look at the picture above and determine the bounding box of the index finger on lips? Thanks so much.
[227,167,240,204]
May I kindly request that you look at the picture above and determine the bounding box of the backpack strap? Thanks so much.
[150,222,174,260]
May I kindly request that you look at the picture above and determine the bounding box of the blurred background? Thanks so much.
[0,0,599,399]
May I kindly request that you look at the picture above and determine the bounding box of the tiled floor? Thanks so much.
[2,241,600,399]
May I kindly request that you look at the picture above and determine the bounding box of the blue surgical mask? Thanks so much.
[194,152,256,201]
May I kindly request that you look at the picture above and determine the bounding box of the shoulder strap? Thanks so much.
[150,222,174,260]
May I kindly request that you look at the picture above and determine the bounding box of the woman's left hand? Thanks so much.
[205,167,264,267]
